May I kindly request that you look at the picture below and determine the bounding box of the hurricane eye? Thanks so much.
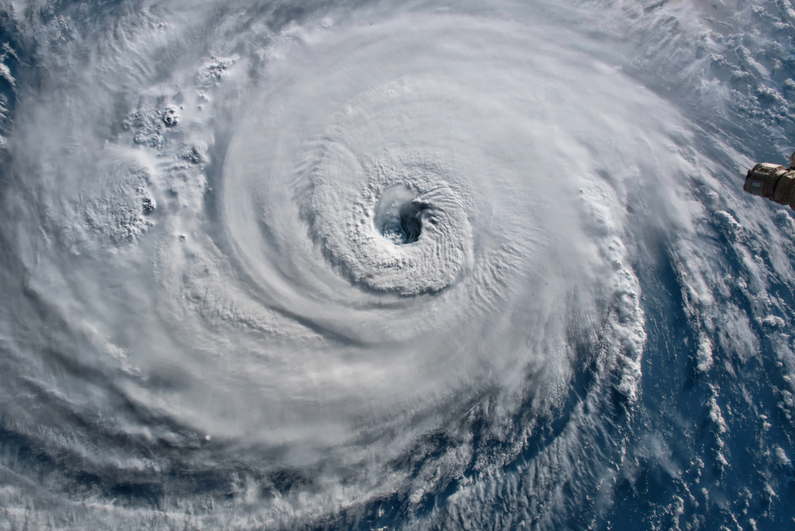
[381,201,429,245]
[373,185,432,246]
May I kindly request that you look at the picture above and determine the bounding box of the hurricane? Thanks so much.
[1,0,794,529]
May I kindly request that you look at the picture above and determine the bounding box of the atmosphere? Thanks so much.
[0,0,794,529]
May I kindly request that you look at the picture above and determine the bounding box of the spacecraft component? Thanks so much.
[744,152,795,211]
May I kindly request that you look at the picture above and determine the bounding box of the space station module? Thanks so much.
[744,152,795,211]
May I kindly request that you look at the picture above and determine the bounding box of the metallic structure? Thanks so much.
[744,152,795,210]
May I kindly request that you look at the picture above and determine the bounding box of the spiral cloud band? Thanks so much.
[2,0,795,529]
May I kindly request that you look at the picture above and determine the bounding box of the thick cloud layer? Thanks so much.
[1,0,794,529]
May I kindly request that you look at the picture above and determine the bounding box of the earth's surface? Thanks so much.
[1,0,794,529]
